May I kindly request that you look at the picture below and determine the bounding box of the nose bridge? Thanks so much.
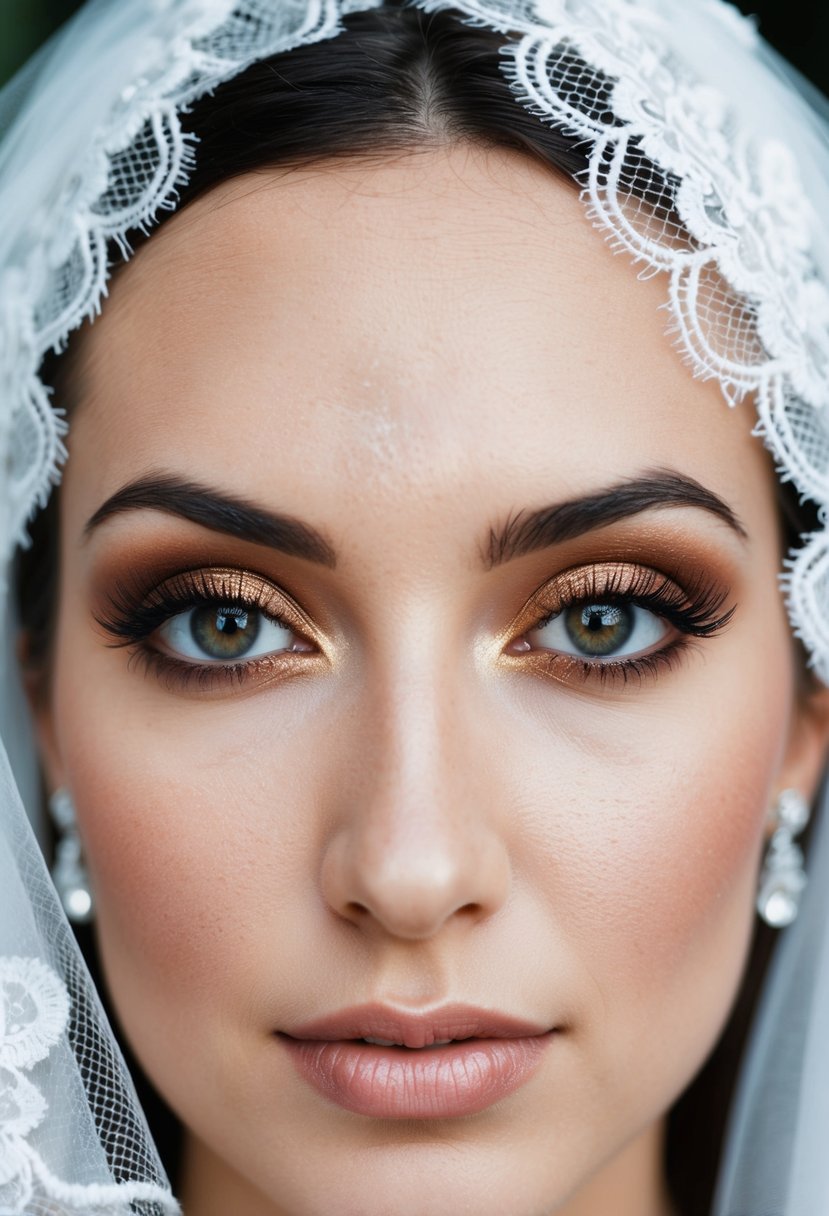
[377,659,456,824]
[320,644,511,941]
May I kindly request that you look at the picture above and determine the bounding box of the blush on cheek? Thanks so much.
[519,654,789,1081]
[77,774,225,993]
[628,749,771,976]
[57,704,238,999]
[588,703,785,1103]
[541,781,768,1142]
[71,767,274,1129]
[57,692,317,1051]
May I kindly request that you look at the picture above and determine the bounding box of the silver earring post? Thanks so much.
[48,788,94,924]
[757,788,810,929]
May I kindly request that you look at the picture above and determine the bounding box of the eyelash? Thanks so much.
[517,563,735,686]
[95,567,314,692]
[95,561,734,694]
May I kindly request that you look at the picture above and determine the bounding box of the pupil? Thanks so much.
[584,609,612,633]
[190,605,261,659]
[565,602,633,656]
[217,610,244,635]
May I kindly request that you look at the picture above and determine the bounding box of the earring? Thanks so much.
[48,788,94,924]
[756,788,810,928]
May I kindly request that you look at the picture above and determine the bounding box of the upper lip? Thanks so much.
[280,1003,553,1049]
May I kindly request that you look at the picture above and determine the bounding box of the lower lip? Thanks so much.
[280,1034,551,1118]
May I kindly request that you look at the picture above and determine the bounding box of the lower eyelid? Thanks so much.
[127,644,308,694]
[517,636,693,687]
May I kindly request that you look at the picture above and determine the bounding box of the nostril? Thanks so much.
[338,895,485,935]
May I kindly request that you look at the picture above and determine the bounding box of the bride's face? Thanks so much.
[37,144,829,1216]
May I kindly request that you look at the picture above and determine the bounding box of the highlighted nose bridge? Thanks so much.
[319,661,512,942]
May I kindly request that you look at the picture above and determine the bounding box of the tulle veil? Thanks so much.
[1,1,829,1212]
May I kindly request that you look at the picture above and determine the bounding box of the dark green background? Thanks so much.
[1,1,828,94]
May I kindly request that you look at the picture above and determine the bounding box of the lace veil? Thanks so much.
[1,1,828,1212]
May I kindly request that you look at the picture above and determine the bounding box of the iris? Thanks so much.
[564,603,633,657]
[190,606,261,660]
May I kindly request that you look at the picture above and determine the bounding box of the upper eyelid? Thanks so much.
[162,579,296,626]
[513,561,734,642]
[95,566,319,648]
[161,569,297,613]
[99,560,728,645]
[167,571,322,645]
[518,563,683,615]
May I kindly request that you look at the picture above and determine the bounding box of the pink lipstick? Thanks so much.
[279,1003,553,1118]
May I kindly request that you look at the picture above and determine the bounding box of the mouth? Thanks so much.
[277,1003,555,1119]
[358,1036,457,1048]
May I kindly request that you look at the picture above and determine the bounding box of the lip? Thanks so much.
[278,1003,554,1119]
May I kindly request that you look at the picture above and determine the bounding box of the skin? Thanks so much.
[32,143,829,1216]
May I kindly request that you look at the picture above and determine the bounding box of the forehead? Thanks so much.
[65,143,773,539]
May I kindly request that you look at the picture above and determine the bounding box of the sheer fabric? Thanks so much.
[0,2,828,1212]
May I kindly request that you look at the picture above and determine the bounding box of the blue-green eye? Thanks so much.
[528,602,669,660]
[159,605,297,663]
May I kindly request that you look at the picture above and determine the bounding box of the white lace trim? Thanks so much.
[1,0,382,551]
[0,957,175,1215]
[421,0,829,679]
[1,0,829,1206]
[2,0,829,683]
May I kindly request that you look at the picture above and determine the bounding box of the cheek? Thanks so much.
[505,653,790,1110]
[513,678,782,924]
[51,643,327,1049]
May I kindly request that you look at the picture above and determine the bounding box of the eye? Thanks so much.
[158,604,308,664]
[527,601,670,660]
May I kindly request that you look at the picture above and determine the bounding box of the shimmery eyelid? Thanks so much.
[518,560,734,639]
[95,565,317,649]
[503,559,735,688]
[94,565,326,696]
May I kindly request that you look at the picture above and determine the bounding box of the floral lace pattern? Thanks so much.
[0,957,66,1213]
[1,4,394,1210]
[2,0,829,680]
[420,0,829,678]
[0,0,382,557]
[1,0,829,1207]
[0,956,174,1214]
[2,0,828,678]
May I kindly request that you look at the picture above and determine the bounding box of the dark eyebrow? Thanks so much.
[486,471,747,568]
[84,473,337,567]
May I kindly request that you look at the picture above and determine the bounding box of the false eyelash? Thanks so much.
[535,563,735,639]
[95,567,291,647]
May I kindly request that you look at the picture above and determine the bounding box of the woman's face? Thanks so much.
[38,144,829,1216]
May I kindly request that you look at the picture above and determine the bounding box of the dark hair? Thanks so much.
[16,4,822,1213]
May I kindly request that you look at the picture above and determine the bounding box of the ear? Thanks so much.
[774,676,829,816]
[17,632,66,797]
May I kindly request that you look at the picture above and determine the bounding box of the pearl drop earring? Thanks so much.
[756,788,810,928]
[48,788,94,924]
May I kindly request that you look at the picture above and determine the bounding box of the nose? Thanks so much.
[319,679,512,942]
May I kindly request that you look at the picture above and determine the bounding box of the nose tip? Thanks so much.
[320,821,511,941]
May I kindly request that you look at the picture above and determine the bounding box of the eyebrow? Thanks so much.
[85,470,743,571]
[486,471,747,568]
[84,473,337,567]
